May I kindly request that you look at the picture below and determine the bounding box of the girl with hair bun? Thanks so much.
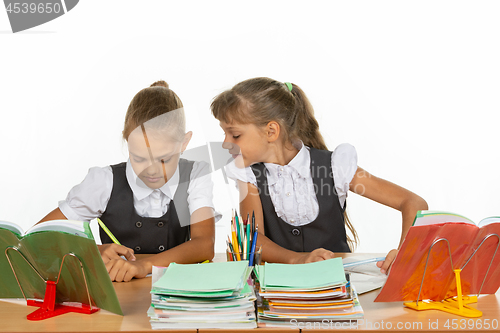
[39,80,217,282]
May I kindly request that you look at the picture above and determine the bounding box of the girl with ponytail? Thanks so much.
[212,77,427,273]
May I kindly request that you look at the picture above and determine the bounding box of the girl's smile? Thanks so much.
[219,121,268,168]
[219,120,300,168]
[145,176,162,183]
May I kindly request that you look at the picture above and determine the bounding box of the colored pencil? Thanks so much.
[249,226,259,266]
[235,211,242,250]
[231,223,241,261]
[227,236,237,261]
[246,221,251,260]
[97,218,121,245]
[226,241,233,261]
[251,211,255,233]
[242,223,247,260]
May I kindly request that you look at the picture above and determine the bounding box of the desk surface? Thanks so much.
[1,253,499,333]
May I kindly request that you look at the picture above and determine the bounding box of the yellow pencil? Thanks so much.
[97,218,121,245]
[242,227,247,260]
[231,223,241,261]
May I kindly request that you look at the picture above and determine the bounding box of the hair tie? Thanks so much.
[284,82,293,92]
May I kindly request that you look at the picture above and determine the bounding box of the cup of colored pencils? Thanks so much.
[226,246,262,265]
[226,210,261,266]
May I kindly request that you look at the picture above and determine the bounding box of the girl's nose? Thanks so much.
[222,141,232,150]
[145,161,160,175]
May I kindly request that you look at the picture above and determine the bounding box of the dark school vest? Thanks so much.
[99,159,193,254]
[251,147,350,253]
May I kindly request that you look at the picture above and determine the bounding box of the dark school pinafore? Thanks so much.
[99,159,193,254]
[251,147,350,253]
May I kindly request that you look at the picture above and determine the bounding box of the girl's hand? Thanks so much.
[105,259,149,282]
[291,248,335,264]
[376,249,398,275]
[98,243,136,264]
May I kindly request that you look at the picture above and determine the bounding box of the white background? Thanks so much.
[1,1,499,253]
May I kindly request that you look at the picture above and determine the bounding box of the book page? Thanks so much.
[478,216,500,228]
[413,210,475,226]
[25,220,92,239]
[343,256,387,294]
[0,221,24,236]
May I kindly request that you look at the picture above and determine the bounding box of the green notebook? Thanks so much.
[261,257,347,290]
[152,261,251,296]
[0,220,122,315]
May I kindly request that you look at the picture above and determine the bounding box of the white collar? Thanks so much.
[264,141,311,185]
[125,159,179,200]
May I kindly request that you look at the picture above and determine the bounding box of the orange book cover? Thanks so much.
[375,211,500,302]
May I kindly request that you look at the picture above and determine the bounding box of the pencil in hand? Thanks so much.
[97,218,121,245]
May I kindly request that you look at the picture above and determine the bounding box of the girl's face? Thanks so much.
[219,121,268,168]
[127,127,191,189]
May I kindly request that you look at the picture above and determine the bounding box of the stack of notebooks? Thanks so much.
[148,261,257,329]
[254,258,364,327]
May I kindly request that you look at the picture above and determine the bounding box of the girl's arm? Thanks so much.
[238,181,335,264]
[349,166,428,273]
[38,208,136,263]
[38,207,67,222]
[106,207,215,282]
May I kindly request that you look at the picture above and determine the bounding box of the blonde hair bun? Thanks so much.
[150,80,169,88]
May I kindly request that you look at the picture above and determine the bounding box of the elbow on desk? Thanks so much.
[196,237,215,262]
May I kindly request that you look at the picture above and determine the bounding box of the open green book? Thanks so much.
[0,220,122,315]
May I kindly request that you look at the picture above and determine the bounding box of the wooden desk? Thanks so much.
[1,254,499,332]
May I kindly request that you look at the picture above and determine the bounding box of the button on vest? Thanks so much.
[99,160,193,254]
[251,147,350,253]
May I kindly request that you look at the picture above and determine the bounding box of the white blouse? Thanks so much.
[59,160,221,222]
[224,143,357,226]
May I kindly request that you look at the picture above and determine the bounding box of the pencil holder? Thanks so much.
[226,247,262,266]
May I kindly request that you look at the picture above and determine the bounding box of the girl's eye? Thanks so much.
[134,158,145,163]
[161,158,172,164]
[233,135,240,139]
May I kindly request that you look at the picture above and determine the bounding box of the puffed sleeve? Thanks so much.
[58,166,113,221]
[224,159,257,188]
[187,161,222,222]
[331,143,358,208]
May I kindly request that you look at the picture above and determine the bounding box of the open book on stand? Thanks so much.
[375,211,500,316]
[0,220,122,318]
